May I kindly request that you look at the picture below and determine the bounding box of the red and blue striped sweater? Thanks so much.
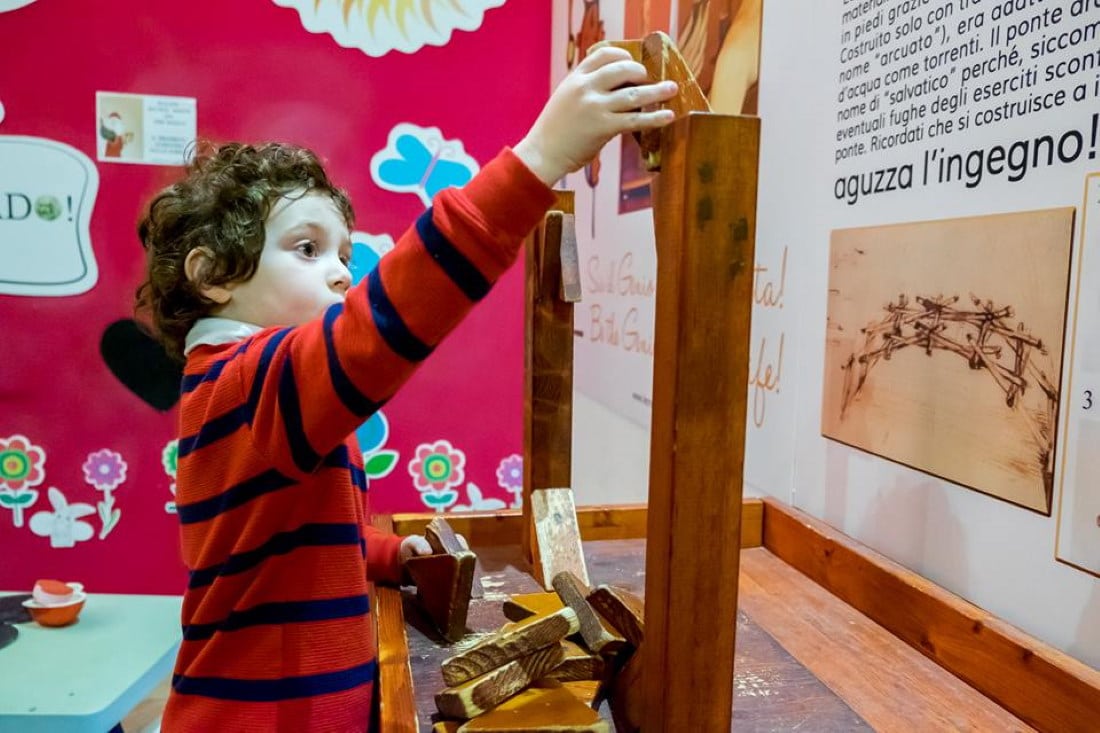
[163,149,555,732]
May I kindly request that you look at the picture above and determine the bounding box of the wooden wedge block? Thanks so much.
[586,585,645,648]
[426,516,484,598]
[442,608,579,687]
[457,683,610,732]
[435,644,567,720]
[433,723,462,733]
[407,549,476,643]
[546,639,606,682]
[551,571,625,656]
[502,592,565,623]
[531,489,589,590]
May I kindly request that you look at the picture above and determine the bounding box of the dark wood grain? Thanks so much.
[586,585,645,648]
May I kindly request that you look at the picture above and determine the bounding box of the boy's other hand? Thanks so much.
[514,46,679,185]
[399,534,432,565]
[398,532,470,565]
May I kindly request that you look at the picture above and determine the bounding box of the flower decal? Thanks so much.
[29,487,95,548]
[82,449,127,491]
[495,453,524,508]
[409,440,465,491]
[0,434,45,527]
[0,434,45,491]
[162,439,178,478]
[409,439,465,512]
[82,449,126,539]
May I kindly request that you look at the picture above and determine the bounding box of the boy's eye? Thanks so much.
[339,253,351,267]
[297,241,318,258]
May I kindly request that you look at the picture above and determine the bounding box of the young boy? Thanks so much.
[137,48,677,732]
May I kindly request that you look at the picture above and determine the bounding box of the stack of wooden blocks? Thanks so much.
[430,570,646,732]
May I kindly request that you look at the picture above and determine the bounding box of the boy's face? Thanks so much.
[216,190,352,327]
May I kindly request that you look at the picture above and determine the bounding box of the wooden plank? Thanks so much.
[551,571,625,657]
[522,193,576,565]
[761,497,1100,732]
[545,639,607,683]
[642,113,759,731]
[372,514,419,733]
[388,497,764,546]
[586,585,644,648]
[435,644,566,720]
[738,546,1034,732]
[457,683,609,732]
[441,608,579,687]
[502,592,565,623]
[531,488,589,589]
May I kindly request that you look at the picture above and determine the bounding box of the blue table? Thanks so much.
[0,593,181,733]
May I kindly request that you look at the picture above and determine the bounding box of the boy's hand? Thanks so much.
[398,532,470,564]
[399,535,432,565]
[514,46,679,185]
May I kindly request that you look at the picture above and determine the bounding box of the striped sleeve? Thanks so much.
[237,148,555,478]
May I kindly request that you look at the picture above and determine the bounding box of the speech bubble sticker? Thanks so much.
[0,136,99,296]
[272,0,505,56]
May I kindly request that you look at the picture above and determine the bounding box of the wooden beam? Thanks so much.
[522,193,576,565]
[388,498,763,547]
[761,497,1100,733]
[642,113,759,731]
[372,515,418,733]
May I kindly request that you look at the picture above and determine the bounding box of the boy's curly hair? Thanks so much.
[135,142,354,360]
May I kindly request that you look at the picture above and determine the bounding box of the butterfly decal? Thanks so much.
[370,123,479,207]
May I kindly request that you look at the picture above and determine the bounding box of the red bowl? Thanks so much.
[24,596,85,627]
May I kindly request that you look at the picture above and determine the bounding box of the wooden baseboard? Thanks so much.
[388,498,763,548]
[761,497,1100,733]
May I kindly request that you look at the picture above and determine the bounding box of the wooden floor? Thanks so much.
[121,544,1030,732]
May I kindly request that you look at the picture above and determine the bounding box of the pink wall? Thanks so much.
[0,0,549,593]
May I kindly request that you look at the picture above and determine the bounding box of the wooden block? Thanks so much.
[546,639,607,683]
[609,647,644,733]
[426,516,484,598]
[586,585,644,648]
[456,683,609,732]
[560,680,602,708]
[551,571,624,656]
[433,723,462,733]
[407,550,476,643]
[426,516,465,554]
[442,608,579,687]
[532,489,589,590]
[502,592,565,623]
[435,644,566,720]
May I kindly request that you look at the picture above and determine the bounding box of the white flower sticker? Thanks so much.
[273,0,505,56]
[29,487,96,548]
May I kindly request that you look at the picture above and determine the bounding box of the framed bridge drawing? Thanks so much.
[822,208,1075,514]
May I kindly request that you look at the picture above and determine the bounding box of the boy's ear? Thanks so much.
[184,247,233,304]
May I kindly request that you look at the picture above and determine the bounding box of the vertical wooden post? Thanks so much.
[522,192,576,570]
[642,113,759,730]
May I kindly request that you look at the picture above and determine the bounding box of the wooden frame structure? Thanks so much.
[372,30,1100,733]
